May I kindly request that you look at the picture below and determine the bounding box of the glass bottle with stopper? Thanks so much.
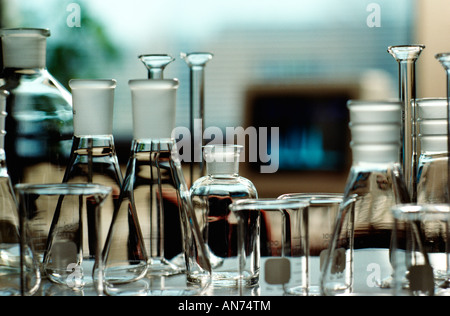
[0,28,73,185]
[190,144,258,286]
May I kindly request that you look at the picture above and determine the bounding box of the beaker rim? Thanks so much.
[278,193,344,204]
[69,79,117,90]
[229,198,308,211]
[15,183,112,196]
[129,79,179,90]
[0,28,50,38]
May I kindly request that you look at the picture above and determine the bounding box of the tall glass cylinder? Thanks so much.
[0,28,73,185]
[181,52,213,186]
[388,45,425,203]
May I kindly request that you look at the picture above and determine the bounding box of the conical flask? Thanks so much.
[388,45,425,202]
[139,54,175,79]
[415,98,448,203]
[320,100,410,296]
[0,90,23,296]
[0,28,73,185]
[102,78,211,295]
[59,79,123,248]
[435,53,450,202]
[181,52,213,186]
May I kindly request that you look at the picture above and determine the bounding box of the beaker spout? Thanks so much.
[388,44,425,203]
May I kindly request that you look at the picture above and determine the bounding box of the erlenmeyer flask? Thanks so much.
[0,90,23,296]
[415,98,448,203]
[320,100,410,296]
[54,79,123,252]
[139,54,175,79]
[190,144,258,287]
[388,45,425,202]
[0,28,73,185]
[102,79,211,296]
[181,52,213,186]
[435,53,450,201]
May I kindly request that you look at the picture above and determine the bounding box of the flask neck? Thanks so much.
[131,138,175,153]
[206,160,240,177]
[72,135,117,156]
[204,145,242,177]
[1,30,48,69]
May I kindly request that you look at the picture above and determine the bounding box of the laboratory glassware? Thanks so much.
[102,78,211,295]
[388,45,425,203]
[320,100,410,296]
[139,54,175,79]
[190,144,258,286]
[278,193,347,296]
[0,28,73,185]
[0,90,22,296]
[228,198,308,289]
[392,204,450,296]
[16,183,111,294]
[181,52,213,186]
[415,98,448,204]
[435,53,450,204]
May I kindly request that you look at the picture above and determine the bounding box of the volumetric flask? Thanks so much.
[16,183,111,295]
[392,204,450,296]
[0,28,73,185]
[278,193,346,296]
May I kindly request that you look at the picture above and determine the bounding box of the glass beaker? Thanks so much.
[391,204,450,296]
[321,100,410,296]
[190,144,258,287]
[228,198,309,290]
[415,98,448,204]
[278,193,347,296]
[181,52,213,186]
[388,45,425,203]
[102,78,211,295]
[139,54,175,79]
[0,90,23,296]
[16,183,111,295]
[0,28,73,185]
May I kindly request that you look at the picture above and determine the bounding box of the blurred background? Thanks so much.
[0,0,448,197]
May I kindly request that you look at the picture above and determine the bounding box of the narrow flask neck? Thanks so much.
[72,135,116,156]
[2,35,47,69]
[131,138,174,153]
[204,145,242,176]
[206,160,240,177]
